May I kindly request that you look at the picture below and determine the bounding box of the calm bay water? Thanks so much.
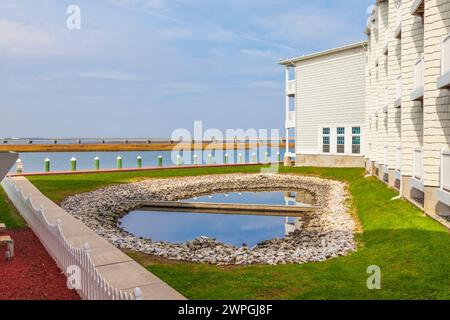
[12,147,283,173]
[119,191,309,247]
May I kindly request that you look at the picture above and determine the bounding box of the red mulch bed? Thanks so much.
[0,228,80,300]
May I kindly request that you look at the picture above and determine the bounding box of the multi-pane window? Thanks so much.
[322,128,330,153]
[337,127,345,153]
[352,127,361,154]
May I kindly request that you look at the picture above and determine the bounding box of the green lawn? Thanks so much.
[0,186,26,229]
[18,166,450,299]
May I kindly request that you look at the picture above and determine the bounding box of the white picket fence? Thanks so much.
[5,178,141,300]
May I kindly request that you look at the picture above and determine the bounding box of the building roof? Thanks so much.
[278,41,368,66]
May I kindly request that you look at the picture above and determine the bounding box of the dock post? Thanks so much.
[44,158,50,172]
[70,157,77,171]
[94,157,100,170]
[137,156,142,168]
[158,155,163,167]
[117,156,123,169]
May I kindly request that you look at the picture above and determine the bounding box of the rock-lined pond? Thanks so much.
[61,174,356,265]
[119,191,312,247]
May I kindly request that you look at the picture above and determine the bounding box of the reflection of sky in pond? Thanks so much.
[120,211,285,247]
[120,191,308,247]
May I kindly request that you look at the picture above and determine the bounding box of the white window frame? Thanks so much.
[322,128,331,153]
[318,125,364,156]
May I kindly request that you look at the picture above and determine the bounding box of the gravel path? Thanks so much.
[61,174,356,265]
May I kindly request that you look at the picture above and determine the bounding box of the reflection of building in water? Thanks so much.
[284,191,311,235]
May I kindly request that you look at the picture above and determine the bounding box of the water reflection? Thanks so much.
[120,191,313,247]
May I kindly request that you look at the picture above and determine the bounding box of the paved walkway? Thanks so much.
[0,228,80,300]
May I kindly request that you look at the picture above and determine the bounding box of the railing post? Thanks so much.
[16,159,23,173]
[134,287,143,300]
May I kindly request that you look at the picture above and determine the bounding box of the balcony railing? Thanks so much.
[441,150,450,192]
[413,147,423,181]
[395,76,402,107]
[438,34,450,89]
[285,111,295,129]
[411,56,424,101]
[286,80,295,95]
[396,145,402,172]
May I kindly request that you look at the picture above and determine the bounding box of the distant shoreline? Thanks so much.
[0,142,293,153]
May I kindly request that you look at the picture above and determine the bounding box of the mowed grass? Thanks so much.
[21,165,450,299]
[0,186,26,229]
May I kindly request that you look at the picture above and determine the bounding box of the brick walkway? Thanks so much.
[0,228,80,300]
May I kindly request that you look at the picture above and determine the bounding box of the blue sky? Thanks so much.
[1,0,373,138]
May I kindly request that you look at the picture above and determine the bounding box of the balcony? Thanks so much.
[411,56,424,101]
[411,0,424,16]
[437,34,450,89]
[365,19,371,35]
[285,111,295,129]
[437,150,450,206]
[286,80,295,96]
[411,147,424,191]
[394,76,402,107]
[394,1,402,39]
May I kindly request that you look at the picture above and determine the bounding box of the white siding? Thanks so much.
[295,49,366,155]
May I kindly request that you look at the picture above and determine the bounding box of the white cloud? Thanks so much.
[0,19,101,58]
[107,0,178,20]
[255,11,358,49]
[42,70,143,82]
[240,48,275,58]
[0,19,54,57]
